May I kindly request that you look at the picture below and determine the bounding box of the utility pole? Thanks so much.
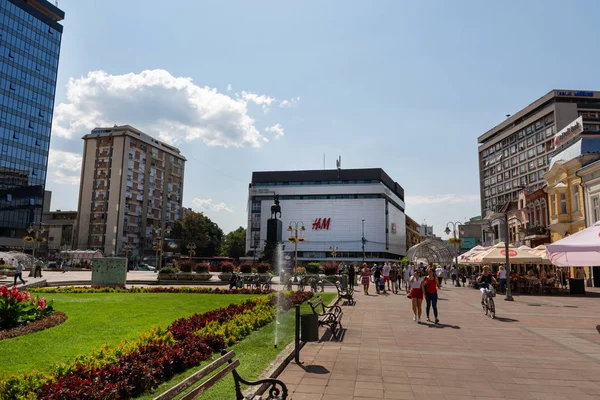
[361,219,366,263]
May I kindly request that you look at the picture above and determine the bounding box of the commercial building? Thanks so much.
[0,0,64,249]
[579,159,600,227]
[478,89,600,217]
[405,215,422,250]
[75,125,186,259]
[246,168,406,263]
[41,209,76,259]
[521,187,550,247]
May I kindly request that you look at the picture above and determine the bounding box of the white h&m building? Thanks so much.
[246,169,406,263]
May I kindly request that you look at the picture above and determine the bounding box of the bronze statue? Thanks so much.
[270,194,281,219]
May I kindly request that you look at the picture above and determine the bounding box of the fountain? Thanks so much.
[273,242,284,349]
[0,251,35,268]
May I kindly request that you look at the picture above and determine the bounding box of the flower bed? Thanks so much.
[0,285,53,330]
[30,286,273,295]
[0,291,313,399]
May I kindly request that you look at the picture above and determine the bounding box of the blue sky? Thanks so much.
[46,0,600,237]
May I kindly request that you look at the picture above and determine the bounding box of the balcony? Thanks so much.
[522,225,549,240]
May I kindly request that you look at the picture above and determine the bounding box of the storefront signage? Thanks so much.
[500,249,518,257]
[312,218,331,230]
[554,116,583,148]
[557,91,594,97]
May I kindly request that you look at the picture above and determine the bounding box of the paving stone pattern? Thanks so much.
[279,285,600,400]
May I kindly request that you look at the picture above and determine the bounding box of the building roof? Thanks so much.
[251,168,404,201]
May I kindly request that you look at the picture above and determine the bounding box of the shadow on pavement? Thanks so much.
[299,364,330,374]
[596,325,600,334]
[494,317,519,322]
[424,322,461,329]
[320,328,346,342]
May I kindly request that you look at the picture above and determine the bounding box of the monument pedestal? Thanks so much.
[91,258,127,287]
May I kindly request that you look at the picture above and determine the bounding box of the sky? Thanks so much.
[46,0,600,238]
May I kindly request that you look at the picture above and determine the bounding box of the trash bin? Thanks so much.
[300,314,319,342]
[340,274,348,290]
[569,278,585,295]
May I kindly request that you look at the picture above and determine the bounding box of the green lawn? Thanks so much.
[0,293,253,373]
[136,292,338,400]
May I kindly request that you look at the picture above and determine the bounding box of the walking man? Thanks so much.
[382,262,391,292]
[14,260,26,286]
[390,263,399,294]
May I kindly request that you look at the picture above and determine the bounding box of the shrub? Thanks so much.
[295,267,307,275]
[158,266,179,274]
[220,262,234,273]
[179,262,193,273]
[305,262,321,274]
[322,261,338,276]
[0,264,16,270]
[239,264,252,273]
[0,285,53,330]
[257,262,270,274]
[194,262,209,273]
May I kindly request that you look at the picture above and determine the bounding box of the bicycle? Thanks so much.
[481,284,496,319]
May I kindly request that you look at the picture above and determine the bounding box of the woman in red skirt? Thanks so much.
[409,269,424,322]
[360,263,371,295]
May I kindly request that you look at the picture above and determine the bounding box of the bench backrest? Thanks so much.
[154,351,239,400]
[308,296,324,314]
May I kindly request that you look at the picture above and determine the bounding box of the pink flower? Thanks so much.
[22,291,31,301]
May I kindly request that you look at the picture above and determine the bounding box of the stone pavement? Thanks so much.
[279,284,600,400]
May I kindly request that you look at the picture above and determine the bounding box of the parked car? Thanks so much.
[136,264,156,271]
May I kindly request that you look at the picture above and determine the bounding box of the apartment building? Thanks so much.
[405,215,422,250]
[478,89,600,216]
[75,125,186,259]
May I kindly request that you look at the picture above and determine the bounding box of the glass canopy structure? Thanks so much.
[406,239,455,265]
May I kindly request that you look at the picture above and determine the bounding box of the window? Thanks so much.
[551,196,556,216]
[572,186,580,212]
[528,149,535,159]
[538,170,544,180]
[528,161,535,171]
[535,121,543,130]
[538,157,546,167]
[559,193,567,214]
[518,130,525,140]
[526,125,533,134]
[545,114,554,125]
[529,173,536,183]
[546,127,554,137]
[510,145,516,154]
[527,137,534,147]
[511,156,517,165]
[593,196,600,223]
[519,153,526,162]
[537,144,544,154]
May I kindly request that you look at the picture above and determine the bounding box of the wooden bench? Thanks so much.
[308,296,343,341]
[154,350,288,400]
[334,281,355,305]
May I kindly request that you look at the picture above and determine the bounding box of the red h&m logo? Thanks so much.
[312,218,331,230]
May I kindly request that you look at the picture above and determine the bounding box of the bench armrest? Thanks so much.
[232,370,288,400]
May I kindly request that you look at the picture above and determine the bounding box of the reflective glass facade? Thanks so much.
[0,0,63,241]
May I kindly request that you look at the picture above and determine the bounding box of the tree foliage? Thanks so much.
[173,211,223,257]
[220,227,246,261]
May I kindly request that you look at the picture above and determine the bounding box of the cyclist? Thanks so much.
[477,265,497,305]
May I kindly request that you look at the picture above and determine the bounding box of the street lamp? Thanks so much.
[287,221,306,280]
[186,242,197,258]
[361,219,366,263]
[123,242,134,270]
[444,221,464,287]
[25,224,46,260]
[329,245,339,268]
[485,205,525,302]
[152,224,172,270]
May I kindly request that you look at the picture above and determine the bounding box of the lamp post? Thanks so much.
[123,242,134,269]
[329,245,338,261]
[485,213,524,302]
[444,221,464,287]
[25,224,46,260]
[186,242,196,258]
[287,221,305,280]
[153,224,171,270]
[361,219,366,263]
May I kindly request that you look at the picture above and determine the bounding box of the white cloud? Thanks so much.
[52,69,291,148]
[280,96,300,108]
[47,149,82,185]
[238,90,276,113]
[227,83,232,91]
[192,198,233,213]
[406,194,480,206]
[265,123,284,139]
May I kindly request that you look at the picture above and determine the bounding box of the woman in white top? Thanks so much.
[409,270,425,322]
[498,266,507,294]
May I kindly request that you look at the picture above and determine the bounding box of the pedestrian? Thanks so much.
[360,263,370,295]
[498,265,507,294]
[34,259,43,278]
[372,264,382,294]
[14,261,26,286]
[451,265,457,286]
[0,257,5,265]
[382,262,391,292]
[442,266,448,285]
[390,263,399,294]
[423,267,441,324]
[9,258,15,268]
[349,264,356,290]
[436,265,443,286]
[403,265,411,293]
[62,258,68,273]
[409,269,424,322]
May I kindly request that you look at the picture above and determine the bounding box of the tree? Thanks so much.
[176,211,210,255]
[220,227,246,261]
[200,215,223,257]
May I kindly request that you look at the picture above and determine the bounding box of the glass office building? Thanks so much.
[0,0,64,246]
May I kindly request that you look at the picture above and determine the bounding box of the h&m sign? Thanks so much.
[312,218,331,230]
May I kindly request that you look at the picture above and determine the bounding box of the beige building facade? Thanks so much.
[478,89,600,216]
[75,125,186,258]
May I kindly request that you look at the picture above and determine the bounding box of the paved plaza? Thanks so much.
[279,285,600,400]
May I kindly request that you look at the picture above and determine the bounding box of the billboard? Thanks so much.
[554,116,583,148]
[162,238,181,253]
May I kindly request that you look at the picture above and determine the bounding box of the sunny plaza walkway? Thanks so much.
[278,284,600,400]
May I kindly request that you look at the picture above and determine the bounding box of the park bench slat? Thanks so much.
[153,351,236,400]
[181,359,241,400]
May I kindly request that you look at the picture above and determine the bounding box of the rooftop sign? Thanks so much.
[554,116,583,148]
[556,90,595,97]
